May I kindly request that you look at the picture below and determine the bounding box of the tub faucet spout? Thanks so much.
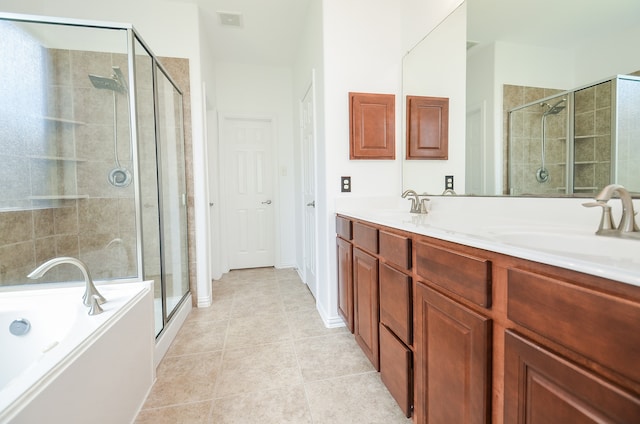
[28,257,106,310]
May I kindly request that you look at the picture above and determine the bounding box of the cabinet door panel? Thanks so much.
[380,323,412,417]
[504,330,640,423]
[353,247,379,369]
[379,262,412,345]
[414,282,491,424]
[337,237,353,333]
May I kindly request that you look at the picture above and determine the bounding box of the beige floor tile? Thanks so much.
[295,333,374,381]
[230,292,284,317]
[187,299,233,322]
[135,401,212,424]
[215,340,303,397]
[143,351,222,408]
[287,308,348,339]
[305,372,412,424]
[136,268,409,423]
[166,319,228,356]
[225,310,292,349]
[209,385,312,424]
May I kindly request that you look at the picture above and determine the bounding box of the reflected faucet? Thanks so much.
[28,257,107,312]
[402,189,429,214]
[584,184,639,238]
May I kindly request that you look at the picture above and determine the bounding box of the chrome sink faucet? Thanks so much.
[28,257,107,314]
[402,189,429,214]
[583,184,639,238]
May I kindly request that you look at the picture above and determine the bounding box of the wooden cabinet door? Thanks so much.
[414,282,491,424]
[353,247,380,370]
[504,330,640,424]
[349,92,395,160]
[380,323,413,417]
[406,95,448,159]
[337,237,353,333]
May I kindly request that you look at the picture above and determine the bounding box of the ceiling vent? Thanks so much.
[218,12,243,28]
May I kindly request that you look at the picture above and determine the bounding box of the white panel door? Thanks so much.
[221,116,275,269]
[301,80,317,298]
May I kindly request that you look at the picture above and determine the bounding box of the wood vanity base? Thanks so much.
[336,214,640,423]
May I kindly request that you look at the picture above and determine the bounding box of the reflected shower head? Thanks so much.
[541,98,566,116]
[88,66,127,93]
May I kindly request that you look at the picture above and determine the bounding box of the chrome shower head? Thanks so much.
[88,66,127,93]
[541,98,566,116]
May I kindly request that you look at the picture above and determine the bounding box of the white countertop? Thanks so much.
[335,195,640,287]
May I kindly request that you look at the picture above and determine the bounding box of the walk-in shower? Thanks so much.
[508,74,640,196]
[0,15,190,338]
[89,66,132,188]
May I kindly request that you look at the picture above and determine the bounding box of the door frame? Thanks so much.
[218,112,280,271]
[300,72,318,298]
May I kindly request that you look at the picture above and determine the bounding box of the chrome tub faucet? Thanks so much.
[28,257,107,314]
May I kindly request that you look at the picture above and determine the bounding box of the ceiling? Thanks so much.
[468,0,640,50]
[170,0,312,66]
[170,0,640,66]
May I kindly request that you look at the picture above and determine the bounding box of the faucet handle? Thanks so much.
[419,197,430,214]
[582,201,616,233]
[88,295,104,316]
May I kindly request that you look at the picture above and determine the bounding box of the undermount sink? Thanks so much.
[489,230,640,263]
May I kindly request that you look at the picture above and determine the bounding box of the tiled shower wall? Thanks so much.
[0,47,194,295]
[503,84,566,195]
[0,48,137,285]
[573,81,612,193]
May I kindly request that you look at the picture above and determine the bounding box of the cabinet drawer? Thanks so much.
[379,230,411,270]
[336,215,352,240]
[379,263,412,345]
[353,221,378,253]
[507,268,640,384]
[415,241,491,307]
[380,323,412,418]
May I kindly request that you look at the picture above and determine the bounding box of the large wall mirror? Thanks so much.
[402,0,640,197]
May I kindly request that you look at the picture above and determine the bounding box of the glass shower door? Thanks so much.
[155,66,189,320]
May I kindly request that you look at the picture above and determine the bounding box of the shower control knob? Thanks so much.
[261,200,272,205]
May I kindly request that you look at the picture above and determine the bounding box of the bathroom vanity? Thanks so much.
[335,196,640,423]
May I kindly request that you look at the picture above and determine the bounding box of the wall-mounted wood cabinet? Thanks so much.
[349,92,395,160]
[406,95,449,159]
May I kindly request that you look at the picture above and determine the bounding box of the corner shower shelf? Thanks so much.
[42,116,86,125]
[27,155,87,162]
[28,195,89,201]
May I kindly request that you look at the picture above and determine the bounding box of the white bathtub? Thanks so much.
[0,281,154,424]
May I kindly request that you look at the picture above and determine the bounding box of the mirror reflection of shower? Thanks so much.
[536,98,566,183]
[88,66,132,188]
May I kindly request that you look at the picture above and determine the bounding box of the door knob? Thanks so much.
[262,200,272,205]
[306,201,315,207]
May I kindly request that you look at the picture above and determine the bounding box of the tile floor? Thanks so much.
[135,267,412,424]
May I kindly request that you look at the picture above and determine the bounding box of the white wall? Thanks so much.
[214,62,297,271]
[0,0,213,305]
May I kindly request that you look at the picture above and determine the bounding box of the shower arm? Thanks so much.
[112,90,122,169]
[540,114,547,172]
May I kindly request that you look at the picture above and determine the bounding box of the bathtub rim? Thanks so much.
[0,280,152,422]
